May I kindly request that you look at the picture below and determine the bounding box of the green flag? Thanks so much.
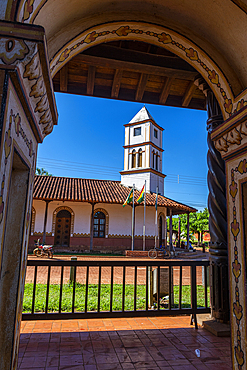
[123,188,133,207]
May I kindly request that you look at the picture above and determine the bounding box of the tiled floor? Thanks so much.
[19,316,231,370]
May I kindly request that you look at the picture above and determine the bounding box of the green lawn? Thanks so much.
[23,283,209,313]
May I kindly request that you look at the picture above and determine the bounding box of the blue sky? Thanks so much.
[37,93,208,211]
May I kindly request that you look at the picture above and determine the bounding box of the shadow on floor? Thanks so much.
[18,316,231,370]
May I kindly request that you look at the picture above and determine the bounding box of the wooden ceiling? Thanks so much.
[53,40,206,110]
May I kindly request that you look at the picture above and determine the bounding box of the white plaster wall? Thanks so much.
[33,200,92,235]
[93,203,162,236]
[150,172,164,195]
[124,149,129,170]
[129,123,145,145]
[125,126,130,146]
[121,171,164,194]
[33,200,166,237]
[145,122,150,142]
[150,122,161,147]
[32,200,46,233]
[145,145,150,167]
[121,173,151,192]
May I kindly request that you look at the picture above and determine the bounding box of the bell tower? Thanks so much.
[120,106,166,194]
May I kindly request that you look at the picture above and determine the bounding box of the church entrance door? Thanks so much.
[55,210,71,246]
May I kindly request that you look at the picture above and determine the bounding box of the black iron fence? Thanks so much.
[22,259,210,326]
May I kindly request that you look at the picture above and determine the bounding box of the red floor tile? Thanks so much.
[18,316,231,370]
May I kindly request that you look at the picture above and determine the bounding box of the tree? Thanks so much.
[36,168,52,176]
[193,208,209,243]
[168,208,209,244]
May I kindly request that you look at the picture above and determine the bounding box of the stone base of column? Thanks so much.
[209,250,229,323]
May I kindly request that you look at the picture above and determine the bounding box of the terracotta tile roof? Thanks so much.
[33,176,197,214]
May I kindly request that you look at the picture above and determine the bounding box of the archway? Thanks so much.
[1,3,247,369]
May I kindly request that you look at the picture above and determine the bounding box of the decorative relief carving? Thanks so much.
[30,206,36,234]
[214,120,247,154]
[22,0,35,22]
[16,0,48,24]
[0,112,12,224]
[23,51,53,136]
[0,38,29,65]
[229,163,245,369]
[52,206,74,236]
[50,22,244,118]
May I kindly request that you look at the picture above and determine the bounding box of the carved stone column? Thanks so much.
[0,22,57,370]
[206,90,229,322]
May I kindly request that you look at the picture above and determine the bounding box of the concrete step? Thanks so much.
[197,314,230,337]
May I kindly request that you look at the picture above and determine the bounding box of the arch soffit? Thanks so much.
[94,207,109,236]
[14,0,247,23]
[8,0,247,119]
[52,205,74,236]
[46,21,245,121]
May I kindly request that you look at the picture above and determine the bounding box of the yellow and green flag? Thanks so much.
[137,185,145,204]
[123,188,133,207]
[155,190,158,210]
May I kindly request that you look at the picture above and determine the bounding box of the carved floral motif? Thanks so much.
[0,38,29,65]
[50,23,246,118]
[229,165,245,368]
[19,0,48,23]
[0,112,12,224]
[0,109,36,226]
[214,120,247,154]
[23,52,53,136]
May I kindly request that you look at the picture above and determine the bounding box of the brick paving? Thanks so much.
[18,316,231,370]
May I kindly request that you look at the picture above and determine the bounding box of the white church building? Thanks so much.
[29,107,196,253]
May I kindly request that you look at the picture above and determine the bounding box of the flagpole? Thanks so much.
[131,184,135,251]
[143,180,146,251]
[155,186,158,249]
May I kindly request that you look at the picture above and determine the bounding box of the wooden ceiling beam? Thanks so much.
[135,73,149,101]
[76,54,197,80]
[87,65,96,95]
[182,81,197,107]
[159,77,174,104]
[111,69,123,98]
[85,44,190,70]
[60,64,68,92]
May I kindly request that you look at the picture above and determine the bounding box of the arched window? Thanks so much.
[54,209,71,246]
[153,151,155,168]
[138,149,142,167]
[132,150,136,168]
[93,211,106,237]
[156,152,159,170]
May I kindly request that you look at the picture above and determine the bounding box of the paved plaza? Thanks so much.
[18,316,231,370]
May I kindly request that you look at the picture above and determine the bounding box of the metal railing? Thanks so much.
[22,259,210,326]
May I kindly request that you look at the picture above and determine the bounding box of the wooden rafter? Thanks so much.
[135,74,149,101]
[76,54,197,80]
[159,77,174,104]
[60,64,68,92]
[53,40,206,111]
[111,69,123,98]
[87,65,96,95]
[182,81,197,107]
[85,44,190,71]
